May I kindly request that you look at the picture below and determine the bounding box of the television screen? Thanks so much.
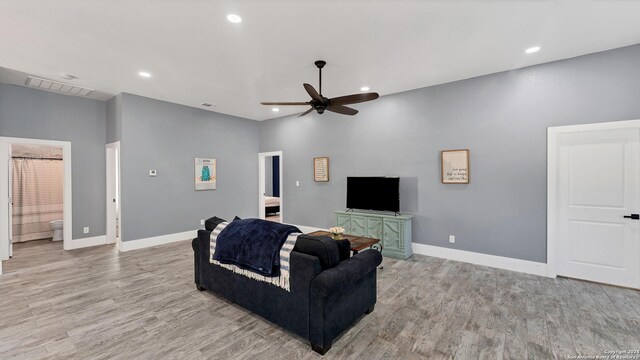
[346,177,400,212]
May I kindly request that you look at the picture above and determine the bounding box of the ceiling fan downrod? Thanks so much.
[315,60,326,96]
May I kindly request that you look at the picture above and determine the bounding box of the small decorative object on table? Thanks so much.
[328,226,345,240]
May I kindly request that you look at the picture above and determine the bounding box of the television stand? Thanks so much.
[335,210,412,260]
[345,208,402,217]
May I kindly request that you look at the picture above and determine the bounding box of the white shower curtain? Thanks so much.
[12,158,64,242]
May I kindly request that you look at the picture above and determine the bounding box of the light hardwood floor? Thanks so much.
[1,239,639,359]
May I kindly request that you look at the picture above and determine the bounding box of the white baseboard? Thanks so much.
[291,222,549,277]
[119,230,196,252]
[412,243,550,277]
[65,235,107,250]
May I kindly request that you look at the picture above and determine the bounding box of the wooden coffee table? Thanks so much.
[307,231,383,256]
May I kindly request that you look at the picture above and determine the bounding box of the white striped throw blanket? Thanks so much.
[209,222,300,291]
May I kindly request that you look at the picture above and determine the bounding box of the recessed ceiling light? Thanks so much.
[227,14,242,23]
[272,108,280,112]
[525,46,540,54]
[138,71,151,78]
[201,103,213,108]
[60,74,77,80]
[360,86,370,92]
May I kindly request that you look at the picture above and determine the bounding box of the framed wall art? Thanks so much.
[313,157,330,182]
[441,149,469,184]
[195,158,217,190]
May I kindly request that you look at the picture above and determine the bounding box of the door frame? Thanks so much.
[547,119,640,279]
[258,151,283,221]
[106,142,121,249]
[0,137,72,270]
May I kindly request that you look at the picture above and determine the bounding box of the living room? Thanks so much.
[1,1,639,359]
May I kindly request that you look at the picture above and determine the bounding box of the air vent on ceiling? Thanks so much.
[26,76,94,96]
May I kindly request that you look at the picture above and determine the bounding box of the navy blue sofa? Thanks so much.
[192,229,382,355]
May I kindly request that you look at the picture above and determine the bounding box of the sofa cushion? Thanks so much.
[205,216,226,231]
[335,239,351,261]
[293,234,340,270]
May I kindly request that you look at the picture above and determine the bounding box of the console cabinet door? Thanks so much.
[366,217,383,239]
[336,214,351,231]
[383,219,402,251]
[350,215,367,236]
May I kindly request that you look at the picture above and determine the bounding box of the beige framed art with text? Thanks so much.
[441,149,469,184]
[313,157,330,182]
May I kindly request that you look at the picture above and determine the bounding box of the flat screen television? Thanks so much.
[346,177,400,212]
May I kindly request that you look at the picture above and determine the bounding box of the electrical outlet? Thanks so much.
[149,170,157,177]
[84,227,90,234]
[296,180,300,187]
[449,235,455,243]
[200,219,205,226]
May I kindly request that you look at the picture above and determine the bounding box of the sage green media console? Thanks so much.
[335,210,413,260]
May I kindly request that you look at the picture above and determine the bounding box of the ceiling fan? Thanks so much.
[261,60,379,117]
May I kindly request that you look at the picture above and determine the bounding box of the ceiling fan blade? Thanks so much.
[260,102,310,106]
[330,92,379,106]
[303,83,323,102]
[326,104,358,116]
[298,107,315,117]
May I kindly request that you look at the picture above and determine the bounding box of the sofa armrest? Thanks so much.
[193,229,212,288]
[308,250,382,353]
[310,250,382,298]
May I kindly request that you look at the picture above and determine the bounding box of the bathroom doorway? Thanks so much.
[258,151,283,223]
[11,143,64,251]
[0,137,72,272]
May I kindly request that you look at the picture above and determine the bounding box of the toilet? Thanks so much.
[50,220,64,241]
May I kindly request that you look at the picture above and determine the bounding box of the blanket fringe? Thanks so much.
[209,260,292,291]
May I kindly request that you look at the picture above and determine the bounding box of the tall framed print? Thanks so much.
[195,158,217,190]
[441,149,469,184]
[314,157,329,182]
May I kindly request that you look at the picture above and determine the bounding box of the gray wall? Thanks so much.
[0,83,107,240]
[106,94,122,143]
[119,93,260,241]
[260,44,640,263]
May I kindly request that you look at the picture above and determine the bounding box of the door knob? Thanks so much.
[623,214,639,220]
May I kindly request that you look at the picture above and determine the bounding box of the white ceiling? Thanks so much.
[1,0,639,121]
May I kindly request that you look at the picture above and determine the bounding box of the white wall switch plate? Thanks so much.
[296,180,300,187]
[149,170,157,177]
[84,227,90,234]
[200,219,205,225]
[449,235,455,243]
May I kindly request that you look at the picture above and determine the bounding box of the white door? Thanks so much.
[106,143,120,246]
[554,125,640,288]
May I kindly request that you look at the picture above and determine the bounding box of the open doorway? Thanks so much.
[0,137,72,273]
[259,151,283,223]
[106,142,121,250]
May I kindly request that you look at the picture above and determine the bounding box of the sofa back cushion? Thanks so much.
[205,216,226,231]
[293,234,340,270]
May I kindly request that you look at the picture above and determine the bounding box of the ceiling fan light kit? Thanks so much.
[261,60,379,117]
